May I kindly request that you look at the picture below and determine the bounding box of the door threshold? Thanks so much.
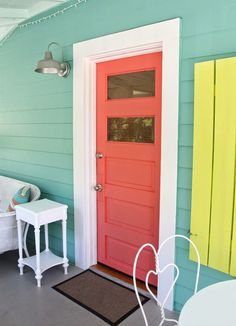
[92,263,157,295]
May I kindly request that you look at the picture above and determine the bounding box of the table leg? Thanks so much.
[34,226,42,287]
[44,224,49,252]
[62,219,69,274]
[17,219,24,275]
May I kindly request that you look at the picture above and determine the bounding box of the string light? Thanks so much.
[0,0,87,47]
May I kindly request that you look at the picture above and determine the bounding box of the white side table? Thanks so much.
[16,199,69,287]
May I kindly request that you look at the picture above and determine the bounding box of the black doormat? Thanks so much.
[53,269,149,325]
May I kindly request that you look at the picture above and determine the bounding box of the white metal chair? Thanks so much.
[133,235,200,326]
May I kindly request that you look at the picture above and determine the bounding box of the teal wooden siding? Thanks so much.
[0,0,235,311]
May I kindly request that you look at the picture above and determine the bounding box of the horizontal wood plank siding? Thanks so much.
[0,0,235,311]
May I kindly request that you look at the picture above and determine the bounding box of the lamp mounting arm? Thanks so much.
[48,42,65,62]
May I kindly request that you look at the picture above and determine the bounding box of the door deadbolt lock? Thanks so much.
[94,184,103,192]
[95,152,104,159]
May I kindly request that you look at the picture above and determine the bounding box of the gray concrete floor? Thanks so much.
[0,251,178,326]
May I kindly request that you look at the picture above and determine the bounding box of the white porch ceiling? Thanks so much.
[0,0,69,41]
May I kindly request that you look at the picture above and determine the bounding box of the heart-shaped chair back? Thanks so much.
[133,234,200,326]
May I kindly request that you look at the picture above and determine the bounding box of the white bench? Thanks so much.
[0,176,40,255]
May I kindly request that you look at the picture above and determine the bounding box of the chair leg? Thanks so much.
[17,219,24,275]
[23,223,30,258]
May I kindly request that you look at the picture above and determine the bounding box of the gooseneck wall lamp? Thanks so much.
[35,42,70,77]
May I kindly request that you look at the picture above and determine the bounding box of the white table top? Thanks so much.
[15,199,68,226]
[178,280,236,326]
[15,198,67,214]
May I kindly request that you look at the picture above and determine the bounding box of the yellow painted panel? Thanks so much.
[230,181,236,276]
[208,57,236,274]
[189,61,215,265]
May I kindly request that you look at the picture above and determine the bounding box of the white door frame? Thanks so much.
[73,18,180,310]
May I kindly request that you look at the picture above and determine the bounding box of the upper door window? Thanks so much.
[107,70,155,100]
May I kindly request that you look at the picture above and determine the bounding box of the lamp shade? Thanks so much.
[35,51,61,74]
[35,42,70,77]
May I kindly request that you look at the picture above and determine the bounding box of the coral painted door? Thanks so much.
[96,53,162,283]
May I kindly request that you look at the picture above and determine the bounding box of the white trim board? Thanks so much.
[73,18,180,310]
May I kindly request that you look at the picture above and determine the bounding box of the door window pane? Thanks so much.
[107,117,155,143]
[108,70,155,99]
